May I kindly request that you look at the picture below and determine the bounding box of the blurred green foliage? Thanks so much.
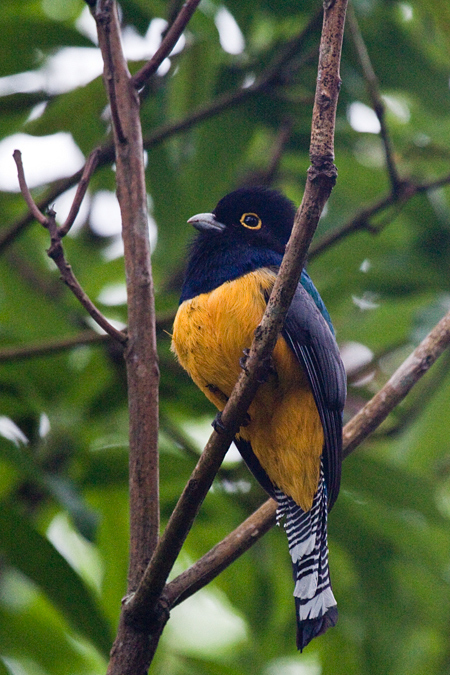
[1,0,450,673]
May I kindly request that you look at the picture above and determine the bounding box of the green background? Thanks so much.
[1,0,450,673]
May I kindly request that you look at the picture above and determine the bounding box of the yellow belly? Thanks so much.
[171,269,323,511]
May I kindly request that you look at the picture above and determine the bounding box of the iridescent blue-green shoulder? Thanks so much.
[300,270,334,335]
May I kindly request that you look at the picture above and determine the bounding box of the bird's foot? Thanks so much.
[212,410,251,435]
[239,348,250,372]
[239,348,276,383]
[212,411,228,434]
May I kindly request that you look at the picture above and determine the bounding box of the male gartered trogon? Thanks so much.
[171,186,347,650]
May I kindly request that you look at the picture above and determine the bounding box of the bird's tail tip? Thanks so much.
[296,604,338,651]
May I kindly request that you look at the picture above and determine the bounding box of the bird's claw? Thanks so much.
[212,411,228,434]
[240,348,275,383]
[239,348,250,372]
[212,410,251,434]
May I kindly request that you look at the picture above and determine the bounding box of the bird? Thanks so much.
[171,186,346,650]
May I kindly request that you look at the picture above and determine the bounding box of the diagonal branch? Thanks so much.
[132,0,202,90]
[347,3,401,193]
[59,147,100,236]
[161,301,450,608]
[342,305,450,457]
[309,171,450,258]
[13,150,48,226]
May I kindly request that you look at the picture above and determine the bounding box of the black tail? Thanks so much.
[275,468,337,651]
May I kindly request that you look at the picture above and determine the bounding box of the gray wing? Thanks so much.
[282,283,346,510]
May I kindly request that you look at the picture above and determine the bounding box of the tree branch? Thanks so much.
[12,150,127,345]
[164,499,278,607]
[0,331,109,362]
[93,1,160,673]
[342,305,450,457]
[132,0,202,90]
[347,3,401,193]
[122,0,348,653]
[156,302,450,608]
[309,171,450,258]
[59,147,100,236]
[12,150,48,226]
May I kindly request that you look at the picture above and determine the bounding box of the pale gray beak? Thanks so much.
[187,212,226,233]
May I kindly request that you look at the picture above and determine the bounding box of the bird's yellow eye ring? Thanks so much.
[240,212,262,230]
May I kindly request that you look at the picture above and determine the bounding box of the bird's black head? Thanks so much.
[190,186,296,255]
[180,187,297,302]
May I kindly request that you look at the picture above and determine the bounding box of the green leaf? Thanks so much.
[0,501,112,656]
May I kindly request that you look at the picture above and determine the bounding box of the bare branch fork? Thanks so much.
[12,149,127,345]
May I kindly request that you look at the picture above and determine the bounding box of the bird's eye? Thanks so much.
[240,212,262,230]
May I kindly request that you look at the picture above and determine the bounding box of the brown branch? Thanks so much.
[13,150,48,226]
[379,349,450,439]
[164,499,278,607]
[46,218,128,344]
[12,150,127,345]
[155,302,450,609]
[347,3,401,193]
[60,147,100,236]
[122,0,348,650]
[0,331,109,362]
[0,308,175,364]
[93,2,161,673]
[309,171,450,258]
[132,0,202,90]
[0,147,113,255]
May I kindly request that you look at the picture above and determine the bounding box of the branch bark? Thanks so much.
[309,171,450,258]
[92,2,161,673]
[132,0,202,89]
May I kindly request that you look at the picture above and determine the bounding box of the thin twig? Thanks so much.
[0,309,175,364]
[132,0,202,90]
[13,150,48,226]
[47,213,128,344]
[343,305,450,457]
[309,171,450,258]
[60,148,100,236]
[0,331,109,362]
[347,3,401,193]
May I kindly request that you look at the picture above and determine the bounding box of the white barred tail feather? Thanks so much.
[275,466,337,651]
